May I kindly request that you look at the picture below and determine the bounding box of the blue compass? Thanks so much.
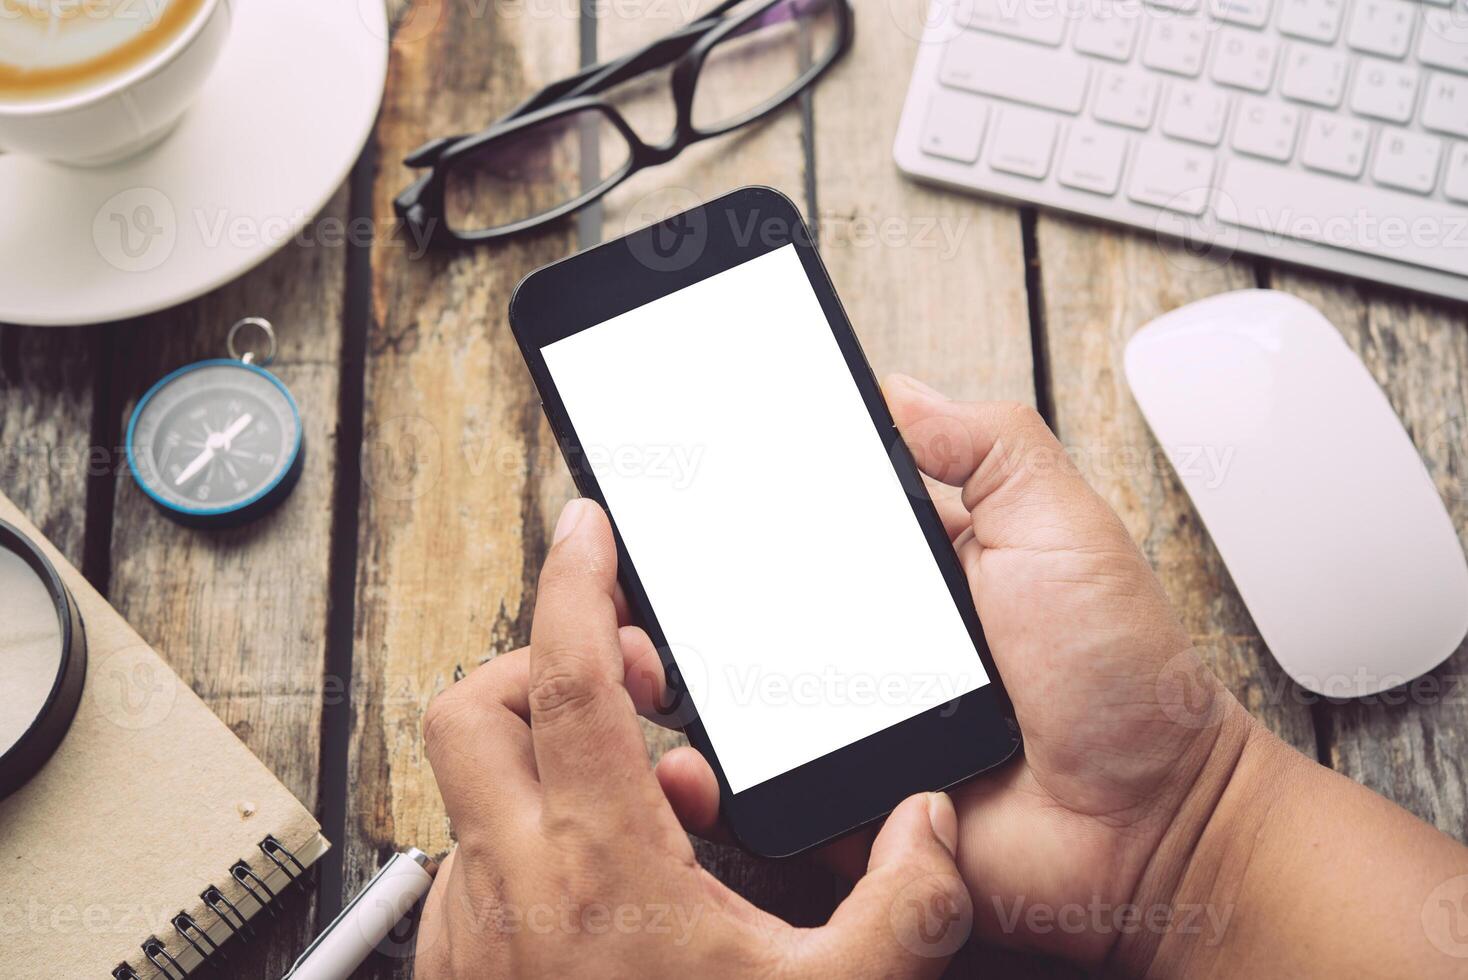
[126,318,304,529]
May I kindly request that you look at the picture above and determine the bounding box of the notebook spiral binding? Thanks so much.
[111,835,309,980]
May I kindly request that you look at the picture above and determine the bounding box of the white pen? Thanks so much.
[282,849,435,980]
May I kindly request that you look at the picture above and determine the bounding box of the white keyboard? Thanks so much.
[894,0,1468,301]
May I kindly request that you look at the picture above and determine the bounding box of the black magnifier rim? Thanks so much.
[0,519,86,800]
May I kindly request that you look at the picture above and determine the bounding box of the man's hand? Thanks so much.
[651,374,1255,971]
[416,498,974,979]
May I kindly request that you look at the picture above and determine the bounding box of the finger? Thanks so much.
[455,632,674,728]
[886,375,1112,552]
[884,373,1011,487]
[819,826,877,882]
[422,653,541,844]
[613,582,633,628]
[789,793,972,979]
[619,625,675,726]
[925,475,971,542]
[654,746,728,842]
[529,499,668,813]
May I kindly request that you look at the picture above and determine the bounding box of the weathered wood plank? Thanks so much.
[0,324,101,571]
[347,3,583,975]
[105,188,349,977]
[1035,217,1318,756]
[1268,269,1468,840]
[812,17,1032,405]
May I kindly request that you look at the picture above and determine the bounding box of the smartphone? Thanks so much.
[510,186,1019,857]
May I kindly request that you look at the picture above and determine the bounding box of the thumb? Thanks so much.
[790,793,973,978]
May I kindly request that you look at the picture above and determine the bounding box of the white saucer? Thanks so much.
[0,0,389,327]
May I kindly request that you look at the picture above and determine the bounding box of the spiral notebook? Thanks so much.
[0,493,329,979]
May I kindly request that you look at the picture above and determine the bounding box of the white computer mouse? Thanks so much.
[1125,289,1468,698]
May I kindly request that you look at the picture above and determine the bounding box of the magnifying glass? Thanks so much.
[0,519,86,800]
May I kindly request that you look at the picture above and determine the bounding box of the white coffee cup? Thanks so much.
[0,0,231,166]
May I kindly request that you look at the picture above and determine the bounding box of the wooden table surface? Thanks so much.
[4,2,1466,976]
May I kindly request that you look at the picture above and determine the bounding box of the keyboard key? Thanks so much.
[1161,83,1232,144]
[1232,96,1302,159]
[1073,8,1142,61]
[1350,59,1420,122]
[921,90,991,163]
[1372,128,1442,192]
[1218,157,1468,275]
[1093,70,1162,128]
[1212,28,1279,91]
[1446,143,1468,202]
[1276,0,1345,43]
[1059,123,1129,194]
[988,107,1060,177]
[1422,73,1468,136]
[1300,113,1372,175]
[959,0,1067,47]
[1345,0,1417,59]
[1146,0,1202,11]
[1280,43,1349,106]
[941,33,1092,114]
[1210,0,1273,27]
[1419,11,1468,75]
[1128,138,1217,211]
[1142,17,1210,76]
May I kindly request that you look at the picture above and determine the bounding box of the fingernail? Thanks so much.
[891,373,948,401]
[553,498,588,545]
[927,792,959,858]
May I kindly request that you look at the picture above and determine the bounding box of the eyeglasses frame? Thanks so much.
[393,0,854,246]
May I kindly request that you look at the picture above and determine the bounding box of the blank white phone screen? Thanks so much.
[541,244,988,793]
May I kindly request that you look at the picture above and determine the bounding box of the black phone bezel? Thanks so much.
[509,185,1020,857]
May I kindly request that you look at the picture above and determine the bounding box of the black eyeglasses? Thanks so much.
[394,0,853,247]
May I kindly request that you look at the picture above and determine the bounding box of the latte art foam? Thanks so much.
[0,0,209,102]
